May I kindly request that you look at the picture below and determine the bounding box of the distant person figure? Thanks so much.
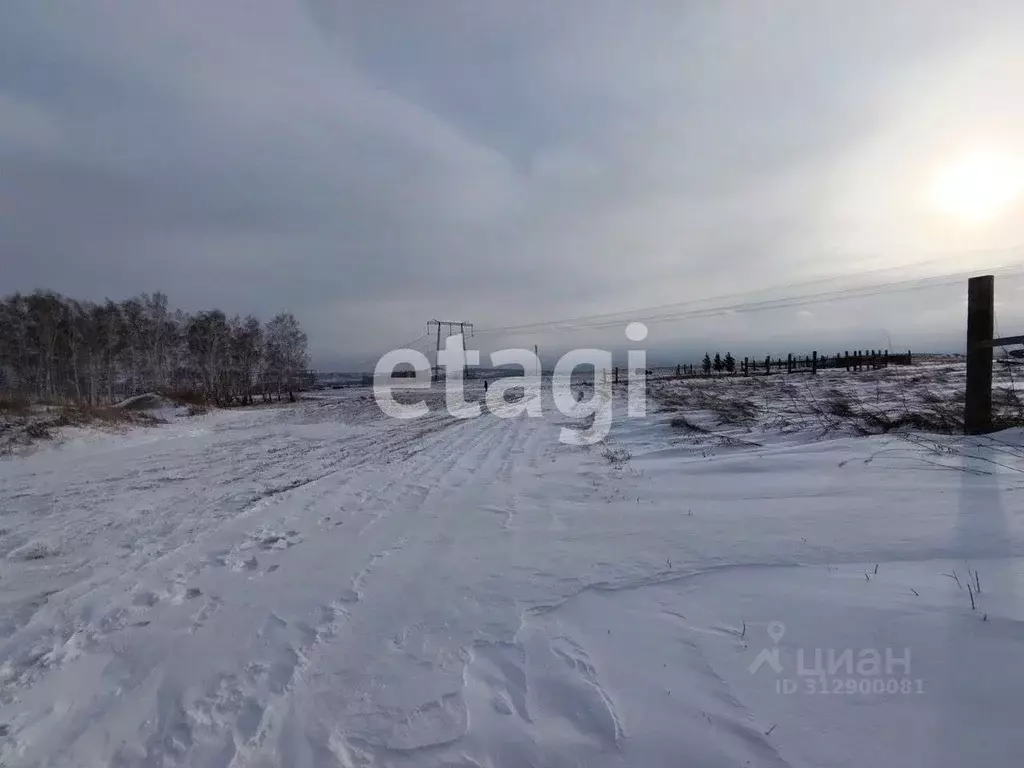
[483,380,489,393]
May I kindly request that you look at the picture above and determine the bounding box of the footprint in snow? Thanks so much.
[257,530,304,550]
[132,591,160,607]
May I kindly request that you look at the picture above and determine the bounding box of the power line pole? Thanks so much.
[460,322,470,379]
[430,321,443,380]
[427,320,474,381]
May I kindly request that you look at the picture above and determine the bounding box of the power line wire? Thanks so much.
[475,247,1020,335]
[474,259,1024,337]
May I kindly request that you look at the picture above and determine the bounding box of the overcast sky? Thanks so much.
[3,1,1024,368]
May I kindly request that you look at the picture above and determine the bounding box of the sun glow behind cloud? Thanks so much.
[929,147,1024,224]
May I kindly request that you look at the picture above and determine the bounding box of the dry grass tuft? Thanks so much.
[669,414,710,433]
[1,401,165,454]
[653,362,1024,441]
[56,404,164,428]
[0,395,32,415]
[601,445,632,467]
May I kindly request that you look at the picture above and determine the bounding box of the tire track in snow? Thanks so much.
[144,411,523,764]
[0,404,472,741]
[1,392,558,766]
[242,409,545,762]
[339,411,557,761]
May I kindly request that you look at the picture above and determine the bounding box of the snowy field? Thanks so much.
[2,373,1024,767]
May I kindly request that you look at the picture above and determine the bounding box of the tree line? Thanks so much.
[0,290,309,406]
[701,352,736,375]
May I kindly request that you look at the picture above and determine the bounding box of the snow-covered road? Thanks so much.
[2,385,1024,767]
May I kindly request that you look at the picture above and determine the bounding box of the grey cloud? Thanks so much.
[2,1,1024,368]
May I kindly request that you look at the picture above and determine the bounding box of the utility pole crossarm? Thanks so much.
[975,334,1024,348]
[427,320,473,333]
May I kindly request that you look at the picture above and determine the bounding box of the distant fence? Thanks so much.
[610,349,912,382]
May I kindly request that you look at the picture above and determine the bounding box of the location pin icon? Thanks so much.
[767,621,785,644]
